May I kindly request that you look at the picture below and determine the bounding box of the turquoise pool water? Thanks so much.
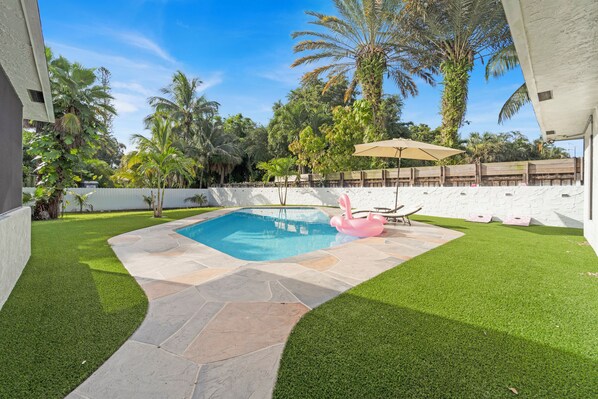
[177,207,357,261]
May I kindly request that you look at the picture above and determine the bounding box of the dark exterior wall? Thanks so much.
[0,64,23,214]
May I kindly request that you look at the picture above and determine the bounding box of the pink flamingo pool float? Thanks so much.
[330,194,386,237]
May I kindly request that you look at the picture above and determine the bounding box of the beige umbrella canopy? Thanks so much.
[353,138,464,208]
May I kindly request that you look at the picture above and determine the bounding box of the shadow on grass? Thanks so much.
[275,293,598,399]
[412,217,471,233]
[502,224,584,237]
[0,257,147,399]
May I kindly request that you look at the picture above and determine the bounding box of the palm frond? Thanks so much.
[498,82,530,124]
[485,43,519,79]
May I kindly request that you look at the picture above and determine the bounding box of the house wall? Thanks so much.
[583,108,598,254]
[0,64,23,214]
[210,186,584,228]
[0,65,31,310]
[0,207,31,309]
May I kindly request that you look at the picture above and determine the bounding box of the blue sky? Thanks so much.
[38,0,581,156]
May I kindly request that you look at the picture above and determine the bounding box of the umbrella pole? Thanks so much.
[395,151,402,209]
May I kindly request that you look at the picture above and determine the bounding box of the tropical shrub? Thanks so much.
[184,193,208,207]
[257,157,297,206]
[69,191,94,213]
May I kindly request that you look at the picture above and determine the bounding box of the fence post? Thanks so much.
[475,162,481,186]
[382,169,387,187]
[360,171,365,187]
[439,165,445,186]
[340,172,344,188]
[410,167,415,186]
[523,161,530,185]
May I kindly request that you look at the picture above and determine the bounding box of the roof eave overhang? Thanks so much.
[20,0,54,123]
[502,1,552,140]
[501,0,597,142]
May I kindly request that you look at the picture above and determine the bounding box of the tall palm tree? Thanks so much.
[485,43,530,124]
[147,71,219,140]
[32,49,116,219]
[405,0,511,148]
[130,116,195,217]
[291,0,435,130]
[188,119,242,187]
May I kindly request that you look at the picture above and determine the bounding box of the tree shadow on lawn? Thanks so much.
[502,224,584,237]
[275,294,598,399]
[0,249,147,399]
[412,216,471,233]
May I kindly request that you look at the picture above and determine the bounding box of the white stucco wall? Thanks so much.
[20,186,584,228]
[210,186,584,228]
[0,206,31,310]
[23,188,210,212]
[583,108,598,255]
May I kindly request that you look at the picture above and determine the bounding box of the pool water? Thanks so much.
[176,207,357,261]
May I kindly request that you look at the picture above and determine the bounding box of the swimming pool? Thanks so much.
[176,207,357,261]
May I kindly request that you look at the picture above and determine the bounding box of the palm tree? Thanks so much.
[485,43,530,124]
[291,0,434,130]
[184,193,208,207]
[188,119,242,187]
[69,191,94,213]
[257,157,297,206]
[405,0,511,148]
[147,71,219,140]
[32,49,116,219]
[130,116,195,217]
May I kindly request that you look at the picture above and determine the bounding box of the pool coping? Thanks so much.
[67,207,464,399]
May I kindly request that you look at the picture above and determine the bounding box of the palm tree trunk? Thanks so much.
[282,177,288,206]
[439,58,472,148]
[357,50,386,136]
[160,185,165,217]
[47,193,62,219]
[153,188,160,218]
[277,182,283,205]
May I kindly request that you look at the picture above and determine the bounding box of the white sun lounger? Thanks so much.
[350,204,404,216]
[375,205,423,226]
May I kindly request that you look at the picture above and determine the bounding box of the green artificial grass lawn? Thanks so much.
[0,208,218,399]
[274,216,598,399]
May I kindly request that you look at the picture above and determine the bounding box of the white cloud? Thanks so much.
[198,72,224,91]
[256,63,306,86]
[47,41,172,77]
[114,31,176,63]
[113,92,146,114]
[46,39,225,147]
[112,81,154,97]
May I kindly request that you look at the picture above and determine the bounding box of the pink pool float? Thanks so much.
[330,194,386,237]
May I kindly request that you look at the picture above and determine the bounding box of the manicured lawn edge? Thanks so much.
[0,208,218,399]
[274,216,598,398]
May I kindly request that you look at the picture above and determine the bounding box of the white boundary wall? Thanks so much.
[210,186,584,228]
[23,188,210,212]
[0,207,31,310]
[22,186,583,228]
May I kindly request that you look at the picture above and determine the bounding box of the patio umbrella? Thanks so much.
[353,138,464,209]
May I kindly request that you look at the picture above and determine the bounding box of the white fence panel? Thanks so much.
[23,188,210,212]
[23,186,583,228]
[209,186,584,228]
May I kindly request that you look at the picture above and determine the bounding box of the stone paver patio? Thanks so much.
[67,208,463,399]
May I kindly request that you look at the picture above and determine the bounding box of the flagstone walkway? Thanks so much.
[67,208,462,399]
